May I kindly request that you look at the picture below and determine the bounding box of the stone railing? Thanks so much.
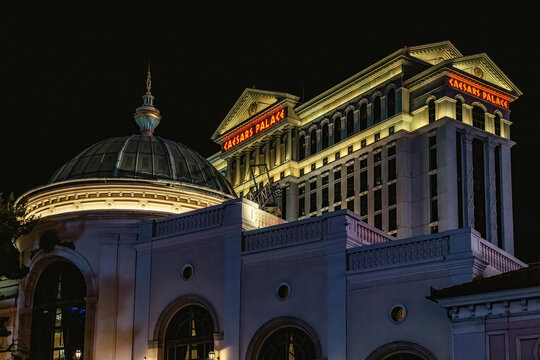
[352,220,393,245]
[243,217,327,252]
[249,207,286,229]
[479,240,524,273]
[347,236,449,271]
[154,206,224,237]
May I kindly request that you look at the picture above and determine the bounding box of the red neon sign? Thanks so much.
[448,75,510,109]
[222,108,287,151]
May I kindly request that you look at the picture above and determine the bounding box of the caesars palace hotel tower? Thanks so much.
[209,41,521,253]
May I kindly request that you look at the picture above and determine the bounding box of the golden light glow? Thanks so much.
[21,179,233,219]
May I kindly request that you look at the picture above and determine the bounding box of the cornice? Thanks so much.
[296,57,410,123]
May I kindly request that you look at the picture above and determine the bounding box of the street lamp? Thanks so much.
[74,349,82,360]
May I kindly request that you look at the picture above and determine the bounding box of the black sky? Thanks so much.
[0,1,538,263]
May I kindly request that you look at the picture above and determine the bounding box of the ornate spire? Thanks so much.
[134,63,161,136]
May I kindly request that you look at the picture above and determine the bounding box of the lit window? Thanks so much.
[472,106,485,130]
[373,96,381,124]
[428,99,436,123]
[387,88,396,117]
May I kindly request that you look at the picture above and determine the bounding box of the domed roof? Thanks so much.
[49,134,235,196]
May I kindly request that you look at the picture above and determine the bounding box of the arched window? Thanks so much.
[494,114,501,136]
[359,103,368,131]
[165,305,214,360]
[456,98,463,121]
[334,117,341,143]
[310,129,317,155]
[472,106,485,130]
[346,111,354,137]
[257,327,316,360]
[31,262,86,360]
[322,123,329,149]
[299,135,306,160]
[387,89,396,117]
[366,341,437,360]
[428,99,436,123]
[384,354,423,360]
[373,96,381,124]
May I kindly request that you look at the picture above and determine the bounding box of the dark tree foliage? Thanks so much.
[0,193,39,279]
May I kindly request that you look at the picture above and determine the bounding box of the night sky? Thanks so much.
[1,1,538,263]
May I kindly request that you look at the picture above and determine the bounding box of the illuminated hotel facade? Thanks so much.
[209,41,520,253]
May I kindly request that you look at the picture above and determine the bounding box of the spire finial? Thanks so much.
[146,62,152,93]
[134,63,161,136]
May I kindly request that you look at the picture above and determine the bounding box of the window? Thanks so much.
[299,185,305,196]
[359,103,368,131]
[360,157,368,168]
[335,151,340,160]
[473,138,486,238]
[298,197,305,216]
[387,144,396,157]
[387,88,395,117]
[347,111,354,137]
[388,183,396,206]
[334,182,341,203]
[257,327,316,360]
[299,135,306,160]
[494,114,501,136]
[374,132,380,142]
[311,163,316,171]
[334,169,341,180]
[374,165,382,186]
[347,164,354,174]
[472,106,485,130]
[360,195,368,216]
[374,189,382,211]
[280,171,285,179]
[322,187,329,208]
[334,204,341,211]
[388,158,396,181]
[310,192,317,213]
[310,181,317,192]
[388,126,394,135]
[389,208,397,231]
[429,147,437,171]
[430,199,438,222]
[374,213,382,230]
[428,99,436,123]
[322,123,329,149]
[31,262,86,360]
[348,145,353,154]
[456,98,463,121]
[323,157,328,165]
[347,176,355,197]
[165,305,214,360]
[322,175,328,185]
[374,152,382,163]
[360,171,368,192]
[373,96,381,124]
[334,117,341,143]
[310,129,317,155]
[430,173,438,198]
[361,139,366,148]
[300,168,304,176]
[347,199,355,211]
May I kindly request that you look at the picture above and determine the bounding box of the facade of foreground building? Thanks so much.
[0,42,538,360]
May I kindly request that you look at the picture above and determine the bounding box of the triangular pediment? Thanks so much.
[451,54,522,95]
[408,41,463,65]
[212,89,300,141]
